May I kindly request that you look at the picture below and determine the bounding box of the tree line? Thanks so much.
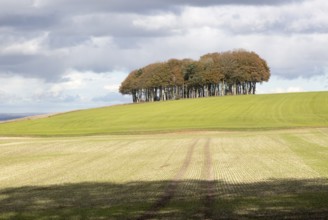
[119,49,270,103]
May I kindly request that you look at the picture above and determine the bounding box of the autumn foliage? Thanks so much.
[120,49,270,103]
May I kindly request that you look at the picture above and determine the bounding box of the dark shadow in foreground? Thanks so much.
[0,178,328,220]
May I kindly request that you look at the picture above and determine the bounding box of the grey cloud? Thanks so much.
[48,13,174,43]
[37,0,303,14]
[33,91,81,103]
[0,0,309,35]
[0,54,67,81]
[47,34,90,49]
[273,66,326,79]
[0,14,58,30]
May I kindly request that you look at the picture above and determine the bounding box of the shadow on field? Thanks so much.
[0,179,328,220]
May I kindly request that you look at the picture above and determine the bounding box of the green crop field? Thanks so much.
[0,92,328,219]
[0,91,328,136]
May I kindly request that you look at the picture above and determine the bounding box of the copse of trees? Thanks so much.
[120,49,270,103]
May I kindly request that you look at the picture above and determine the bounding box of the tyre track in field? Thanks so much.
[135,139,198,220]
[200,138,215,220]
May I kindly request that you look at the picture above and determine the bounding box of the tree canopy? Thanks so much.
[120,49,270,103]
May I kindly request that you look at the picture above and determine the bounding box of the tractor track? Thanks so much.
[194,138,215,219]
[135,139,198,220]
[200,138,215,220]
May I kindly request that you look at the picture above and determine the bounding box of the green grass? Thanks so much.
[0,91,328,136]
[0,129,327,219]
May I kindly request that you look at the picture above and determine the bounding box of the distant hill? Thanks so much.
[0,113,41,122]
[0,92,327,136]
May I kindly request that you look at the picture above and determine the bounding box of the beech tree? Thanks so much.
[120,49,270,103]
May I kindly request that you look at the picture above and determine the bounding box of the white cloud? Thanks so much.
[104,84,120,92]
[0,69,130,112]
[287,87,304,93]
[133,13,178,31]
[90,36,114,48]
[0,32,49,55]
[257,74,328,94]
[271,87,304,94]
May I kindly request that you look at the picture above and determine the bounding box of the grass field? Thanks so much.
[0,91,328,136]
[1,128,328,219]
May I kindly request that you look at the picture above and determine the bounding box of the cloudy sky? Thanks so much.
[1,0,327,113]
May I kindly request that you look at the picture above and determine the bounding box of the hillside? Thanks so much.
[0,91,327,136]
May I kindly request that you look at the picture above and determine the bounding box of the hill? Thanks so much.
[0,91,327,136]
[0,113,41,122]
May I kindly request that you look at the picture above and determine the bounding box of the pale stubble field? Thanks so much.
[0,128,328,219]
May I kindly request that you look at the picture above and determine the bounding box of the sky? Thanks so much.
[0,0,327,113]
